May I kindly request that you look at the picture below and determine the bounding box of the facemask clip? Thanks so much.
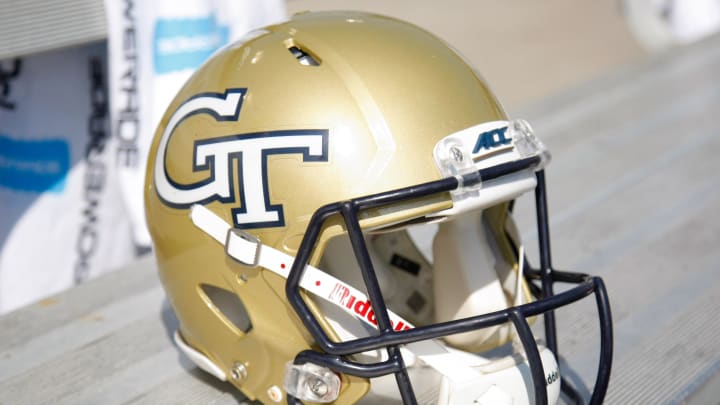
[435,138,483,201]
[509,119,552,169]
[283,362,341,403]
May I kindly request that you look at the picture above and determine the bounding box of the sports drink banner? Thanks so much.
[0,44,136,314]
[0,1,284,314]
[105,0,285,247]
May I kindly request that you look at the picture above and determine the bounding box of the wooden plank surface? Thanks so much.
[1,34,719,405]
[0,0,106,60]
[514,34,720,403]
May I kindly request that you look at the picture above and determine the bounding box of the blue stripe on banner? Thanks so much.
[0,134,70,193]
[153,15,230,74]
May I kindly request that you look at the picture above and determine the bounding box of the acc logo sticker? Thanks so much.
[154,88,328,229]
[472,126,511,154]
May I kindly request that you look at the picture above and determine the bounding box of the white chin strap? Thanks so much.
[189,204,560,405]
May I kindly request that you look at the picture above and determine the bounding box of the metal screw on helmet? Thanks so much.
[267,385,283,403]
[231,362,248,382]
[450,145,464,163]
[283,362,341,402]
[309,377,329,397]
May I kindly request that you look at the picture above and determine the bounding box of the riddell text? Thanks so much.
[329,283,412,331]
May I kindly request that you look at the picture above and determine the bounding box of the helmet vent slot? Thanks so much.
[288,45,320,66]
[200,284,253,334]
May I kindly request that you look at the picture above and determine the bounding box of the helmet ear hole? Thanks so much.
[199,284,253,334]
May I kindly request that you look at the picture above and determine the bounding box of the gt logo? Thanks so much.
[154,88,329,228]
[472,126,511,154]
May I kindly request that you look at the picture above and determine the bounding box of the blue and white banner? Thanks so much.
[0,1,284,314]
[0,44,136,314]
[105,0,286,247]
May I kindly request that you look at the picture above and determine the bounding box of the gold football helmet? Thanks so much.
[145,11,612,405]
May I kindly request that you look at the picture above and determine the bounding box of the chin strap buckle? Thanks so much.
[225,228,262,267]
